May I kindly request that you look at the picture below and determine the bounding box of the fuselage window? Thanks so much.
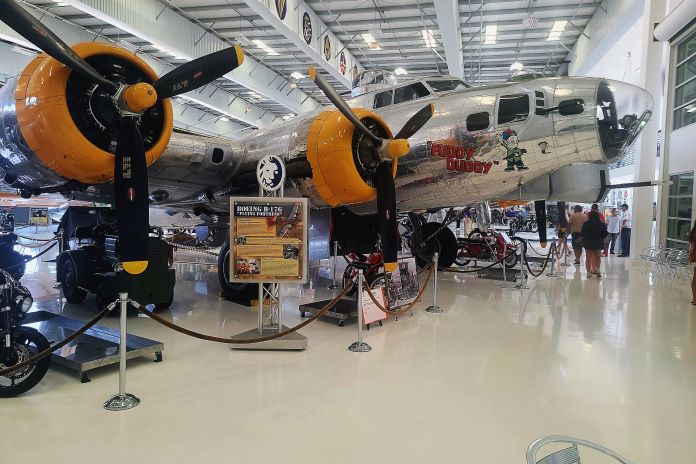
[211,147,224,165]
[374,90,393,109]
[467,112,490,131]
[427,79,469,92]
[498,93,530,124]
[393,82,431,105]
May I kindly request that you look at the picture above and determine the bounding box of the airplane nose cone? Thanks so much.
[596,79,653,163]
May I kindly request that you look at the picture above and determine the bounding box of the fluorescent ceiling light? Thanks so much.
[547,20,567,41]
[252,39,279,56]
[362,33,376,44]
[510,62,524,71]
[422,29,436,48]
[234,34,255,47]
[220,117,230,122]
[484,25,497,45]
[291,71,305,79]
[394,67,407,76]
[368,28,386,39]
[282,114,295,120]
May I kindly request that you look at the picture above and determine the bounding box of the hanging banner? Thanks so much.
[229,197,308,283]
[271,0,290,22]
[338,49,349,77]
[297,3,316,48]
[319,30,336,65]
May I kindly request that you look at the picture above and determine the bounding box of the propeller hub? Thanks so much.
[387,139,410,159]
[123,82,157,113]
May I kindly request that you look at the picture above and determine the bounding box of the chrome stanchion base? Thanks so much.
[425,305,443,313]
[104,393,140,411]
[348,341,372,352]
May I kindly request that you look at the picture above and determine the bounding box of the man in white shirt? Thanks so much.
[619,204,632,257]
[606,208,620,254]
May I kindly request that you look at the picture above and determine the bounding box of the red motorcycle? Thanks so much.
[454,229,522,268]
[341,252,385,296]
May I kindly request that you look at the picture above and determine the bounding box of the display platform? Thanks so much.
[230,325,307,350]
[299,298,357,327]
[23,311,164,383]
[476,267,525,281]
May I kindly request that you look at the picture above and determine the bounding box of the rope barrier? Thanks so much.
[0,303,114,377]
[166,240,220,257]
[134,282,354,344]
[363,262,435,316]
[525,243,556,277]
[16,234,55,242]
[441,249,518,273]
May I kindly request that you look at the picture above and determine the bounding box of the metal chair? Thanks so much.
[527,436,635,464]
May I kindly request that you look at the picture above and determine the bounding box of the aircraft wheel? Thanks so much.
[62,260,87,303]
[217,240,258,303]
[415,222,457,268]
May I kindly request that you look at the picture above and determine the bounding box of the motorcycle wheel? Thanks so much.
[342,265,358,297]
[454,242,471,267]
[530,221,538,233]
[0,327,51,397]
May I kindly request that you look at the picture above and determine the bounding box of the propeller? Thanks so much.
[0,1,245,274]
[534,200,547,247]
[308,66,434,272]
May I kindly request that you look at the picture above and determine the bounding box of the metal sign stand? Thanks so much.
[231,166,307,351]
[104,293,140,411]
[348,270,371,352]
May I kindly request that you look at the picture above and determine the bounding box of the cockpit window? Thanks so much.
[374,90,393,109]
[393,82,430,104]
[426,79,469,92]
[498,94,530,124]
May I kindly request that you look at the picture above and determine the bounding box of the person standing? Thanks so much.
[569,205,588,265]
[555,204,570,259]
[606,208,620,254]
[581,210,609,277]
[618,203,632,257]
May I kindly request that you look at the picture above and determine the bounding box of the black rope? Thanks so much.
[2,242,57,271]
[525,243,556,277]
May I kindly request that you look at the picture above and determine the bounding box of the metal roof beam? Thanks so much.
[434,0,463,78]
[61,0,321,115]
[241,0,353,90]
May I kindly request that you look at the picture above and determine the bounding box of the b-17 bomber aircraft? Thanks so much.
[0,1,652,298]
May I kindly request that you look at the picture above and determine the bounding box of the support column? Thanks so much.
[631,0,668,255]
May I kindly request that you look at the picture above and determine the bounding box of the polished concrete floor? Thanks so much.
[2,238,695,463]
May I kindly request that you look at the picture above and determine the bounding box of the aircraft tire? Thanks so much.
[415,222,457,268]
[217,240,258,302]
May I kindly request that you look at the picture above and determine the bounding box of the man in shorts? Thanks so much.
[569,205,588,265]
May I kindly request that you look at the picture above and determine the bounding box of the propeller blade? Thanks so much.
[534,200,547,247]
[154,46,245,99]
[308,65,381,145]
[375,162,398,273]
[0,1,116,91]
[114,118,149,274]
[394,103,435,139]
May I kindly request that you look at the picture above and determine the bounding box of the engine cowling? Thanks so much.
[0,42,173,192]
[305,108,397,206]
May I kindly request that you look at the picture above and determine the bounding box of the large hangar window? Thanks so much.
[374,90,393,109]
[498,94,530,124]
[674,30,696,129]
[393,83,430,105]
[666,171,694,250]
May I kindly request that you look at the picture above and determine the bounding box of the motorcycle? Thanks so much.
[454,229,522,269]
[341,251,385,297]
[0,269,49,397]
[0,233,29,280]
[508,215,538,236]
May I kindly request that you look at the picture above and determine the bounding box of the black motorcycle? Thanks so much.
[0,233,28,280]
[0,270,50,397]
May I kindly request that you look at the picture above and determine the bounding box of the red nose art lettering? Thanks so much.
[431,142,491,175]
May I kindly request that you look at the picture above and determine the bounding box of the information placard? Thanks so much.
[230,197,308,283]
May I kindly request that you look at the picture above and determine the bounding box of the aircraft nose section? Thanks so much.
[596,79,653,162]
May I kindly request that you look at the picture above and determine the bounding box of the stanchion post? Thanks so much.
[327,241,340,290]
[104,293,140,411]
[499,243,508,288]
[515,241,529,289]
[546,239,558,278]
[348,270,371,352]
[426,252,443,313]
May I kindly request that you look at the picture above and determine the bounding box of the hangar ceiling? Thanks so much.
[6,0,603,138]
